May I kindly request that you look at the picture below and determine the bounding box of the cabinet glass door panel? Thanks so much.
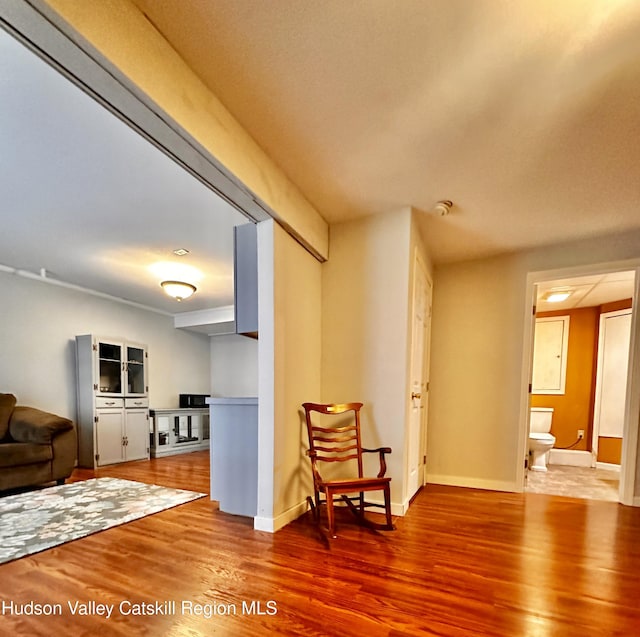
[201,414,210,442]
[190,414,201,440]
[174,415,198,444]
[98,342,122,394]
[126,345,146,395]
[155,415,171,447]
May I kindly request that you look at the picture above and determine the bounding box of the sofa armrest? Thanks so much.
[9,406,74,444]
[51,424,78,481]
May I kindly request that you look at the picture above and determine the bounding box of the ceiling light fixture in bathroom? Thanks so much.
[542,289,572,303]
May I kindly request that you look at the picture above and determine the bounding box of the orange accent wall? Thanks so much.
[531,307,599,451]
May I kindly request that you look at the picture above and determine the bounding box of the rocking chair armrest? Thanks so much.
[306,449,323,484]
[362,447,392,478]
[362,447,392,455]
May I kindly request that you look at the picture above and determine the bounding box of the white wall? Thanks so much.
[210,334,258,397]
[0,272,211,419]
[256,220,322,531]
[322,209,414,510]
[428,228,640,495]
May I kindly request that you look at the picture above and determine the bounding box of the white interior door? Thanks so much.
[592,310,632,460]
[407,254,432,500]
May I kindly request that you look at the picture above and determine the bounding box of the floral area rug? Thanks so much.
[0,477,206,564]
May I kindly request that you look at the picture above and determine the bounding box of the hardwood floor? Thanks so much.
[2,452,640,636]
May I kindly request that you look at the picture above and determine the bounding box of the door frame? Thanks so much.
[419,258,433,489]
[518,259,640,505]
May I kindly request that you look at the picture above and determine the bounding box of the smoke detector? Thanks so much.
[432,200,453,216]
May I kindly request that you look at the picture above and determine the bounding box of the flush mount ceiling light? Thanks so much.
[172,248,190,256]
[542,289,572,303]
[431,200,453,216]
[160,280,196,301]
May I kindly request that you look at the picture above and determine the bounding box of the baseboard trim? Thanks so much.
[596,461,621,472]
[253,499,309,533]
[426,474,518,493]
[548,449,591,467]
[252,516,274,533]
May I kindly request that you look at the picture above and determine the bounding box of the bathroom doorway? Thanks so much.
[521,265,639,503]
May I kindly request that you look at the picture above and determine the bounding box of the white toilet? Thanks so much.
[529,407,555,472]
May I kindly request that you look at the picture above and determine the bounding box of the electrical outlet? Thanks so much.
[578,429,584,439]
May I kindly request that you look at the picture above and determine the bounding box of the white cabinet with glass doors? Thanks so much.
[76,335,150,468]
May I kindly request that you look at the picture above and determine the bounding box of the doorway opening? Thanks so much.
[520,264,639,504]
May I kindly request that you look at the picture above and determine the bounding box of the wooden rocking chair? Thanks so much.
[302,402,395,538]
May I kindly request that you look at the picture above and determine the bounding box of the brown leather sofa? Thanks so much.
[0,393,77,492]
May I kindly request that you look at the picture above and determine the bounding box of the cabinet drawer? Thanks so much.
[125,397,149,409]
[95,397,124,409]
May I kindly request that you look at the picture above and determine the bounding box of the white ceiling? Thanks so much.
[1,2,640,316]
[0,28,248,315]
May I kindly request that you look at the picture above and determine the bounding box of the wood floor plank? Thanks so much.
[1,451,639,636]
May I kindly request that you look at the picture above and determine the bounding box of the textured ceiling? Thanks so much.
[133,0,640,263]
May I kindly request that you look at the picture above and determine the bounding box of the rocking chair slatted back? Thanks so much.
[304,402,364,474]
